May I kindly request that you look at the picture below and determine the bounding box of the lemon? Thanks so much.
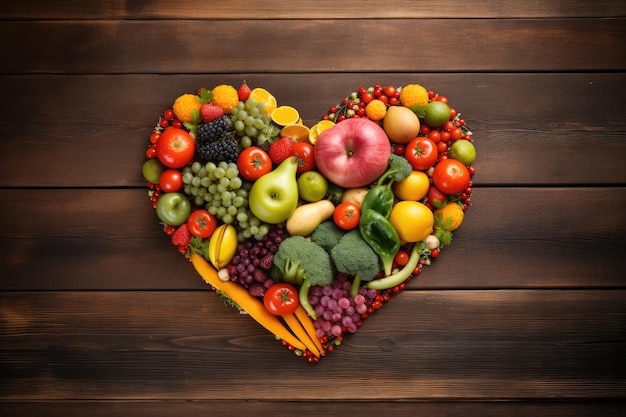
[250,88,277,115]
[308,120,335,144]
[280,124,310,142]
[271,106,300,126]
[392,170,430,201]
[434,202,464,232]
[389,201,434,243]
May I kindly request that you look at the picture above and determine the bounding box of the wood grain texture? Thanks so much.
[1,0,625,19]
[1,290,625,400]
[1,19,624,74]
[1,73,625,187]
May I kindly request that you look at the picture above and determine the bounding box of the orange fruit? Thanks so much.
[389,201,434,243]
[280,124,310,142]
[172,93,202,123]
[308,120,335,144]
[365,99,387,121]
[399,84,429,108]
[250,88,277,114]
[392,170,430,201]
[211,84,239,114]
[434,202,464,232]
[271,106,300,126]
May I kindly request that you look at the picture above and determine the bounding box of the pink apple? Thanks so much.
[313,118,392,188]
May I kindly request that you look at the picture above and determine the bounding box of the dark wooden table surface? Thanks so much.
[1,1,625,416]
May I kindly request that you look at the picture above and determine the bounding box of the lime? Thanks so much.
[424,101,451,127]
[448,140,476,166]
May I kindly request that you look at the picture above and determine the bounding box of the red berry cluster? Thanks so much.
[324,84,400,122]
[145,108,184,159]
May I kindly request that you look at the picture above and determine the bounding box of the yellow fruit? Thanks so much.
[211,84,239,114]
[172,93,202,123]
[280,124,310,142]
[382,105,421,144]
[271,106,300,126]
[308,120,335,144]
[365,99,387,121]
[434,202,465,232]
[208,224,238,269]
[389,201,434,243]
[399,84,429,108]
[392,170,430,201]
[250,88,277,115]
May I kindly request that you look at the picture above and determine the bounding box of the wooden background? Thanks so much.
[1,1,625,415]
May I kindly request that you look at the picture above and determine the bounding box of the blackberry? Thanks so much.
[196,115,238,163]
[196,115,230,143]
[197,136,238,164]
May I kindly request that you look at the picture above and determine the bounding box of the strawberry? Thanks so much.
[237,82,251,102]
[171,223,191,247]
[427,185,448,209]
[200,104,224,123]
[268,137,294,165]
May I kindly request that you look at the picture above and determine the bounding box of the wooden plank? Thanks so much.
[1,400,625,417]
[1,290,624,400]
[1,19,624,74]
[1,0,625,19]
[1,187,625,290]
[0,73,625,188]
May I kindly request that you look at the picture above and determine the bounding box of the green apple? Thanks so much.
[249,157,299,224]
[297,171,328,202]
[155,192,192,226]
[448,140,476,166]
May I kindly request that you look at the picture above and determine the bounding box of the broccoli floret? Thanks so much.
[311,221,346,253]
[330,229,381,296]
[255,121,281,151]
[325,182,344,206]
[377,153,412,187]
[270,236,335,319]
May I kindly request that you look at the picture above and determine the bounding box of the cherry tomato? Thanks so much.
[394,250,409,266]
[237,146,272,181]
[361,92,374,104]
[159,169,183,193]
[432,158,471,195]
[383,85,397,97]
[450,127,463,141]
[405,137,438,171]
[264,283,300,316]
[293,142,316,174]
[149,131,161,144]
[155,128,195,168]
[428,130,441,143]
[186,209,217,239]
[333,202,360,230]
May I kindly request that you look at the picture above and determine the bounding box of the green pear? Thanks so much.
[249,156,299,224]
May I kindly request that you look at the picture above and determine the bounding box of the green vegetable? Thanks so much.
[365,243,420,290]
[330,229,381,296]
[360,153,412,222]
[359,209,401,276]
[256,121,282,150]
[270,236,335,319]
[311,220,346,252]
[325,182,344,206]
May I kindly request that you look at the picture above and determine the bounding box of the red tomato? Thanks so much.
[156,128,195,168]
[333,202,360,230]
[237,146,272,181]
[263,283,300,316]
[293,142,315,174]
[186,209,217,239]
[432,159,471,195]
[383,85,397,97]
[405,137,438,171]
[159,169,183,193]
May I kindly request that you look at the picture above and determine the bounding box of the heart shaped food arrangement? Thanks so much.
[142,82,476,362]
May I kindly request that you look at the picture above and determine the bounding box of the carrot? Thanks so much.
[190,253,307,352]
[294,305,324,354]
[282,313,320,357]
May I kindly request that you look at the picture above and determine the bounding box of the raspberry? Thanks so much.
[171,224,191,247]
[259,253,273,271]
